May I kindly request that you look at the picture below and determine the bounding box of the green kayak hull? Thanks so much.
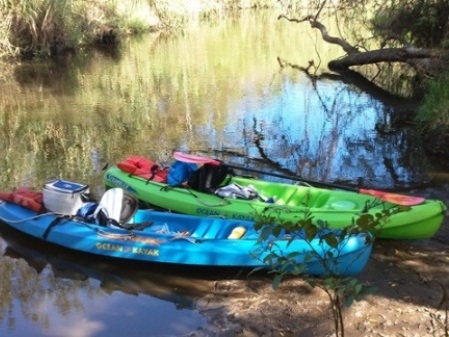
[104,166,447,240]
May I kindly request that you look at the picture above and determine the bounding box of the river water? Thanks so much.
[0,9,448,337]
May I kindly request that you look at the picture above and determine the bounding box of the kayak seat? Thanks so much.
[285,189,330,208]
[283,188,313,206]
[189,224,209,238]
[267,189,294,205]
[255,184,306,205]
[303,191,331,208]
[94,188,138,229]
[190,220,248,239]
[281,190,302,206]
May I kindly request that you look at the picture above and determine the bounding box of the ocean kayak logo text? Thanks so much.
[196,207,254,221]
[105,174,137,194]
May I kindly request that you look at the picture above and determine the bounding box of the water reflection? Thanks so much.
[0,227,214,337]
[205,68,431,189]
[1,26,445,193]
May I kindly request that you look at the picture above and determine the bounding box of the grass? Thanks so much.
[416,72,449,129]
[0,0,280,59]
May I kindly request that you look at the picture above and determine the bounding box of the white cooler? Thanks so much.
[43,179,89,214]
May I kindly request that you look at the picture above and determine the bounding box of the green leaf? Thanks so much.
[259,226,272,240]
[344,294,355,307]
[304,224,318,240]
[272,274,283,289]
[322,233,339,247]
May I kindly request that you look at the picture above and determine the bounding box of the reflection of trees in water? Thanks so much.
[0,229,213,332]
[0,255,93,330]
[236,68,429,190]
[0,9,439,194]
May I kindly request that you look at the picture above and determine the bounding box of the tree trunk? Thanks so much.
[278,14,444,74]
[328,47,442,71]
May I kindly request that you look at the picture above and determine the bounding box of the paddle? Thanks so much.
[172,152,426,206]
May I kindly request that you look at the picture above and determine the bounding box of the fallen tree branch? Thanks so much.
[329,47,442,71]
[278,13,443,72]
[278,14,357,55]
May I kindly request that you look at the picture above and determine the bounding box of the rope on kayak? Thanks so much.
[0,212,60,224]
[170,233,200,244]
[182,187,232,207]
[73,221,136,238]
[160,185,231,207]
[262,204,308,214]
[96,229,135,239]
[0,208,152,241]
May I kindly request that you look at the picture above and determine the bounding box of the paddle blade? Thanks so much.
[173,152,221,166]
[359,189,425,206]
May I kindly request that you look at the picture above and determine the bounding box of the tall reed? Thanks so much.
[0,0,156,58]
[0,0,74,57]
[0,0,280,59]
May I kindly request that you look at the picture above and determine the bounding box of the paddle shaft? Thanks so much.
[224,163,361,192]
[172,152,426,205]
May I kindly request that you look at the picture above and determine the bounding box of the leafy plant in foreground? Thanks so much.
[252,201,408,337]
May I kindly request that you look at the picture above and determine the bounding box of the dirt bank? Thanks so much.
[192,209,449,337]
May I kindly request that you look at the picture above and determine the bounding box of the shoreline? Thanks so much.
[192,221,449,336]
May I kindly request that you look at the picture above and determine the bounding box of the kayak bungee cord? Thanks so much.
[0,211,60,224]
[161,185,231,208]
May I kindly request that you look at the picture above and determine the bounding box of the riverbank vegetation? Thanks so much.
[1,0,449,153]
[416,71,449,155]
[0,0,278,60]
[0,0,159,59]
[370,0,449,154]
[280,0,449,156]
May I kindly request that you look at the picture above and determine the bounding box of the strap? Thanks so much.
[42,215,71,239]
[146,164,160,184]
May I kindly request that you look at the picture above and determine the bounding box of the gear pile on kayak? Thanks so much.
[103,153,447,240]
[0,181,373,275]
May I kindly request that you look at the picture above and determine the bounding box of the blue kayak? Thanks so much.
[0,190,373,276]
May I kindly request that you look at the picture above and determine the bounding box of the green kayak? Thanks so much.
[103,156,447,240]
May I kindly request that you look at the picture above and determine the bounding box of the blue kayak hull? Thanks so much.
[0,201,372,275]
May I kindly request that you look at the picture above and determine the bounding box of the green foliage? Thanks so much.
[0,0,80,57]
[354,0,449,147]
[416,71,449,129]
[253,201,407,337]
[372,0,449,49]
[0,0,158,59]
[0,0,284,59]
[308,275,376,309]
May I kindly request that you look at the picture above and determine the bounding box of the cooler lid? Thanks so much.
[45,180,88,193]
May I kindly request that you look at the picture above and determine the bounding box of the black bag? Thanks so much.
[187,163,233,193]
